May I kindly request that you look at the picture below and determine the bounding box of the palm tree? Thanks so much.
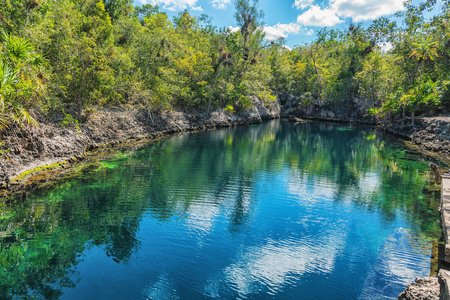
[0,33,46,130]
[409,37,439,83]
[405,37,440,126]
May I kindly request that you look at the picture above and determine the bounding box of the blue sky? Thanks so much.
[133,0,415,47]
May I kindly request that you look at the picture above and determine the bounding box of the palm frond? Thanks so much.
[9,101,39,127]
[5,34,33,66]
[0,113,8,130]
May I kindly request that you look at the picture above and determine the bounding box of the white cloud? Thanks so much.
[263,23,302,40]
[139,0,202,11]
[191,5,203,11]
[227,26,240,33]
[211,0,232,9]
[293,0,314,9]
[378,41,394,52]
[331,0,405,22]
[294,0,405,27]
[297,5,343,27]
[228,23,311,40]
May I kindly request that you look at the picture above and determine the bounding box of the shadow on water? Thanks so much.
[0,119,445,299]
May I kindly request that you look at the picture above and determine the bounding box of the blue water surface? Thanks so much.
[0,120,442,299]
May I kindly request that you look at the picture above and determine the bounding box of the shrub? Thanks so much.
[225,105,234,114]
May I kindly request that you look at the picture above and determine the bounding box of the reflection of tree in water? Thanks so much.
[229,176,254,233]
[103,218,142,263]
[0,120,443,298]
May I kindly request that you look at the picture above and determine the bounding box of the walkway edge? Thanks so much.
[442,175,450,263]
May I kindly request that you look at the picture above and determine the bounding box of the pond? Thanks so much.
[0,119,443,299]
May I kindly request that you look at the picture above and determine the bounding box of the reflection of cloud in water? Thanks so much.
[287,169,382,205]
[358,172,381,198]
[204,275,221,299]
[360,228,431,300]
[221,231,347,297]
[286,170,337,206]
[185,203,220,235]
[142,273,180,300]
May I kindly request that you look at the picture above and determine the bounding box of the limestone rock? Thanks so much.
[439,269,450,300]
[398,277,439,300]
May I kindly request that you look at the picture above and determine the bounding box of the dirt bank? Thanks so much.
[0,97,280,189]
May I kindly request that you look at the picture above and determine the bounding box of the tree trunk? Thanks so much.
[208,63,223,114]
[310,48,323,103]
[402,105,405,125]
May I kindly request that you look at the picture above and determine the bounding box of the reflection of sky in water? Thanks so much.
[360,228,431,300]
[66,150,431,299]
[143,274,180,300]
[139,169,430,299]
[2,120,437,300]
[222,234,345,297]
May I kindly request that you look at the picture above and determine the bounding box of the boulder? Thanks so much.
[398,277,440,300]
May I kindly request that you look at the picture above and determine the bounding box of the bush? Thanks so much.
[61,109,81,133]
[400,80,443,114]
[225,105,234,114]
[236,95,253,111]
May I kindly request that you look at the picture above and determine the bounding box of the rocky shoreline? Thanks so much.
[3,95,450,191]
[0,97,280,189]
[281,93,450,156]
[2,95,450,299]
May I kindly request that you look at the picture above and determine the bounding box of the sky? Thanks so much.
[133,0,411,48]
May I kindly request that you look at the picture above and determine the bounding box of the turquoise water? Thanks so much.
[0,120,442,299]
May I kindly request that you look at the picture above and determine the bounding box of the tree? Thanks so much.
[0,0,43,34]
[409,37,439,82]
[0,33,46,129]
[233,0,264,63]
[104,0,133,22]
[30,0,115,119]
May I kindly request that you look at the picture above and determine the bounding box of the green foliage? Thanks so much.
[104,0,133,22]
[237,95,252,110]
[409,37,439,62]
[299,92,314,107]
[0,141,10,161]
[0,0,448,128]
[0,33,46,129]
[400,80,443,113]
[225,104,235,114]
[259,92,277,107]
[61,109,81,133]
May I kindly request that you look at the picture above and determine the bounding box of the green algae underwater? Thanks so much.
[0,119,445,299]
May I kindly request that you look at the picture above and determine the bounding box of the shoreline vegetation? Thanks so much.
[0,0,449,190]
[1,0,450,299]
[0,0,449,135]
[0,0,449,181]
